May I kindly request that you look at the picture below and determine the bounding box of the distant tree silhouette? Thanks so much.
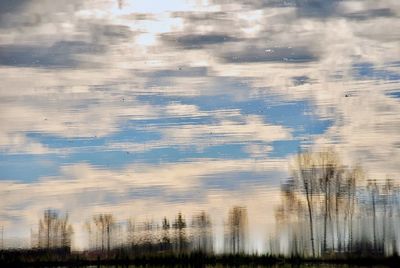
[192,211,213,253]
[161,217,171,250]
[172,212,187,253]
[139,220,158,251]
[226,206,248,254]
[277,148,365,257]
[291,151,319,257]
[367,179,379,252]
[92,214,114,253]
[37,209,73,250]
[127,218,137,250]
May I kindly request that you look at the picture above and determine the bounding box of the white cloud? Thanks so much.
[0,159,287,250]
[1,0,400,249]
[161,115,291,148]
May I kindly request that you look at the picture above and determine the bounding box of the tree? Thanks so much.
[367,180,379,252]
[192,211,213,253]
[172,212,187,253]
[92,214,114,253]
[291,151,318,257]
[127,218,137,250]
[278,148,364,257]
[37,209,73,250]
[161,217,171,250]
[275,178,310,256]
[226,206,248,254]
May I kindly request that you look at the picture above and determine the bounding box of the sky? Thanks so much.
[0,0,400,251]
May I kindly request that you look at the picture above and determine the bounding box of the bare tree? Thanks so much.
[161,217,171,250]
[367,180,379,252]
[192,211,213,253]
[343,166,363,252]
[275,178,310,256]
[226,206,248,254]
[92,214,114,253]
[37,209,73,250]
[127,218,136,250]
[278,148,364,257]
[172,212,187,253]
[292,151,317,257]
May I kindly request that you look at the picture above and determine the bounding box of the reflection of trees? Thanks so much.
[275,148,400,257]
[360,178,398,255]
[26,150,400,259]
[172,212,187,253]
[276,149,363,256]
[88,214,114,253]
[36,209,73,250]
[127,218,137,250]
[191,211,213,253]
[83,212,212,255]
[161,217,170,243]
[225,206,248,254]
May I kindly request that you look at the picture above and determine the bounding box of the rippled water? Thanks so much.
[0,0,400,255]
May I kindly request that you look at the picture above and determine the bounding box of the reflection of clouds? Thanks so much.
[160,115,291,148]
[244,144,273,158]
[0,159,285,210]
[162,33,238,49]
[313,86,400,179]
[0,41,105,68]
[1,0,400,247]
[193,0,400,183]
[0,97,159,153]
[0,159,286,250]
[221,46,318,63]
[0,0,398,155]
[108,114,291,152]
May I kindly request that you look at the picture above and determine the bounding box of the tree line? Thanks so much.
[13,148,400,258]
[272,148,400,257]
[30,207,248,256]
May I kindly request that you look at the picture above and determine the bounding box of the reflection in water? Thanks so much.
[273,149,400,257]
[19,149,400,259]
[32,210,73,250]
[0,0,400,259]
[225,206,248,254]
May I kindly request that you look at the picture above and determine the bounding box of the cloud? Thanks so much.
[312,84,400,180]
[221,46,318,63]
[343,8,395,20]
[0,41,104,68]
[145,66,209,78]
[160,115,292,148]
[0,95,161,154]
[244,144,273,158]
[1,0,400,249]
[0,0,29,16]
[164,102,206,117]
[0,158,287,249]
[0,0,85,32]
[106,112,292,156]
[162,33,239,49]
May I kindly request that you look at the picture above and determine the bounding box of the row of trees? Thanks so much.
[31,210,73,250]
[31,207,248,255]
[273,149,400,257]
[26,148,400,257]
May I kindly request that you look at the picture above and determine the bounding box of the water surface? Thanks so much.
[0,0,399,255]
